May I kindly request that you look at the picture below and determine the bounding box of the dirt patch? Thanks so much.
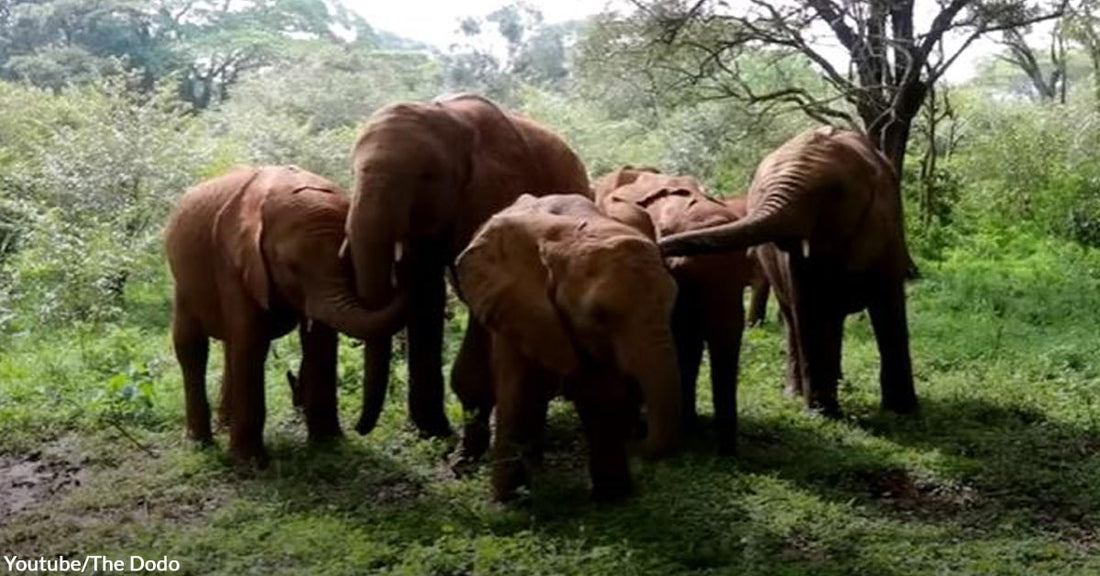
[0,439,88,522]
[861,469,979,514]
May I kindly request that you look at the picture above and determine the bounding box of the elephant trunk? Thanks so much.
[658,184,807,256]
[308,282,408,341]
[622,329,683,458]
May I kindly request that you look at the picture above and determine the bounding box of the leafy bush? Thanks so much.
[0,78,213,330]
[949,98,1100,247]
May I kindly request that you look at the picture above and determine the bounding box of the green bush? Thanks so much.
[0,78,213,331]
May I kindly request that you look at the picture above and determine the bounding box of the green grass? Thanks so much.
[3,231,1100,575]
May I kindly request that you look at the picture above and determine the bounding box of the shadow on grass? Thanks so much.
[207,391,1100,574]
[222,407,926,575]
[857,396,1100,528]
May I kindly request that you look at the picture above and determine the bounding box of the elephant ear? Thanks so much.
[600,197,657,241]
[456,214,578,374]
[213,168,271,309]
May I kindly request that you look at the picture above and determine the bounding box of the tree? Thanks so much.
[1064,0,1100,109]
[997,23,1067,102]
[586,0,1066,178]
[445,2,578,100]
[0,0,372,108]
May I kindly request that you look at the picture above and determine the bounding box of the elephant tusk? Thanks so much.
[391,241,405,288]
[801,239,811,259]
[338,238,349,259]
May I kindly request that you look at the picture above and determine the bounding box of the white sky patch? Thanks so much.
[343,0,1002,83]
[344,0,612,49]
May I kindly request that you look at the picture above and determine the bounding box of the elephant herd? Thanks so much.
[165,93,918,502]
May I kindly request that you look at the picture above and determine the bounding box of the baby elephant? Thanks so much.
[595,168,753,453]
[165,166,407,464]
[455,194,682,502]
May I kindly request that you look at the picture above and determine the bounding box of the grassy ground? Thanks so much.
[3,230,1100,575]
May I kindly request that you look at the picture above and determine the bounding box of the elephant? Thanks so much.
[165,166,408,464]
[594,167,751,453]
[345,93,590,441]
[723,196,772,327]
[455,194,682,501]
[660,126,917,416]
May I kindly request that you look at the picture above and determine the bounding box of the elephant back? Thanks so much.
[438,95,591,250]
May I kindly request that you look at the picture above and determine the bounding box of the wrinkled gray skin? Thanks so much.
[660,127,917,416]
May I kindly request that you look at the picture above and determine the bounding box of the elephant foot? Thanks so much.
[413,419,453,439]
[307,425,343,444]
[881,394,919,415]
[449,453,480,478]
[414,418,454,440]
[186,421,214,445]
[230,443,269,469]
[590,475,633,503]
[805,400,842,420]
[715,421,738,456]
[461,423,491,460]
[491,461,528,502]
[682,410,699,434]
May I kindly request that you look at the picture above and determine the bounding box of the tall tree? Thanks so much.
[997,23,1067,102]
[446,1,577,100]
[585,0,1065,177]
[1064,0,1100,109]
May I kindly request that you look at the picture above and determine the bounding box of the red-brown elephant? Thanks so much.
[345,94,590,443]
[456,194,681,501]
[165,166,407,464]
[660,127,917,416]
[594,167,751,452]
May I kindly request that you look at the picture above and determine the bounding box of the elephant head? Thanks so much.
[345,101,475,308]
[659,127,898,262]
[456,194,683,457]
[214,166,408,339]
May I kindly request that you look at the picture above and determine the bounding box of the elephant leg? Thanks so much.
[298,322,341,441]
[672,292,704,432]
[489,337,545,501]
[451,319,494,463]
[574,375,632,502]
[789,261,842,417]
[747,279,770,327]
[777,301,804,398]
[405,254,452,438]
[703,287,744,455]
[791,301,843,417]
[356,336,391,435]
[173,302,211,444]
[223,328,270,465]
[868,278,918,413]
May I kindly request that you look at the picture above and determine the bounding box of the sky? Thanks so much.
[343,0,1002,83]
[346,0,610,50]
